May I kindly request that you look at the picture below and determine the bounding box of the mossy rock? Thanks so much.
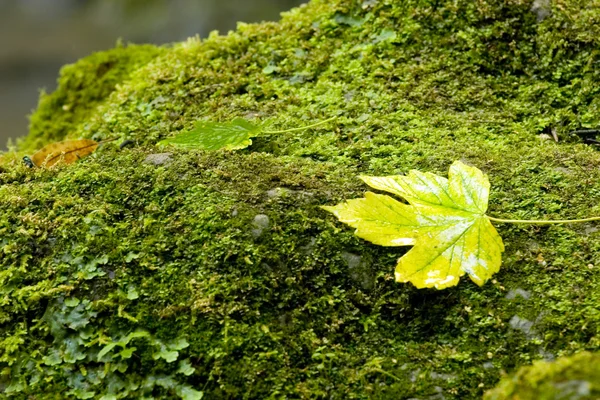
[2,0,600,398]
[484,351,600,400]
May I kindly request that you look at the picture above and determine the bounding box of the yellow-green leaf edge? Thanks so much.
[323,161,505,290]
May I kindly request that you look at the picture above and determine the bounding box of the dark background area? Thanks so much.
[0,0,305,149]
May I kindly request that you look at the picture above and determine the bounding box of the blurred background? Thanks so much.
[0,0,305,149]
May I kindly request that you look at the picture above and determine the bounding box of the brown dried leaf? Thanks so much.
[30,139,99,167]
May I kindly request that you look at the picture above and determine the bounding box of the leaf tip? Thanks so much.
[320,205,338,214]
[358,175,377,186]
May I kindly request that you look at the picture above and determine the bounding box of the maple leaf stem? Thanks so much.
[263,116,338,134]
[487,215,600,224]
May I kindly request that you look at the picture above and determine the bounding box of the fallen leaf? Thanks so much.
[322,161,505,289]
[158,116,337,151]
[158,118,261,151]
[30,139,99,167]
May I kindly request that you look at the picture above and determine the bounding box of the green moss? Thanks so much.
[2,0,600,398]
[23,43,166,152]
[484,351,600,400]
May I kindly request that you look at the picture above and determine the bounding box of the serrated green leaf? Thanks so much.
[158,118,261,151]
[323,161,504,289]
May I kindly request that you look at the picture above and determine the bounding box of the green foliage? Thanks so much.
[3,0,600,398]
[5,296,201,399]
[23,43,166,152]
[484,352,600,400]
[158,118,260,150]
[323,161,504,289]
[158,117,337,151]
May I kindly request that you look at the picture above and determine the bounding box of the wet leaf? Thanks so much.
[30,139,99,167]
[323,161,505,289]
[158,118,261,151]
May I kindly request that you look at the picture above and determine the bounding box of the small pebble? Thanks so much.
[531,0,551,22]
[267,187,291,198]
[509,315,535,338]
[251,214,270,238]
[505,288,531,300]
[143,153,172,166]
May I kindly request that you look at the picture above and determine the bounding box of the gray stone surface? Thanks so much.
[430,372,456,381]
[531,0,552,22]
[266,187,292,198]
[251,214,270,238]
[482,362,495,369]
[505,288,531,300]
[266,187,315,203]
[143,153,172,166]
[300,237,317,255]
[341,251,374,290]
[509,315,536,338]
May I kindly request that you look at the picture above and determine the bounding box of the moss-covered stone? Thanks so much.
[2,0,600,398]
[23,43,166,152]
[484,351,600,400]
